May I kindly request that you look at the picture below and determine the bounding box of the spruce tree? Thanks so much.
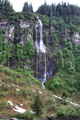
[3,0,13,14]
[28,3,33,12]
[31,90,44,117]
[22,2,28,12]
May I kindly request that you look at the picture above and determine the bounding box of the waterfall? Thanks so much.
[35,17,47,84]
[44,53,47,81]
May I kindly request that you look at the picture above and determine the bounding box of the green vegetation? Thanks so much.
[37,2,80,24]
[31,90,44,117]
[74,46,80,72]
[51,107,80,119]
[22,2,33,13]
[0,65,40,85]
[0,0,80,119]
[46,70,80,101]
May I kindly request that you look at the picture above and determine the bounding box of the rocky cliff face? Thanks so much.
[33,18,58,81]
[0,19,32,44]
[0,16,80,81]
[0,18,57,81]
[71,32,80,44]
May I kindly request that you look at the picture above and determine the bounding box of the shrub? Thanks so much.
[62,90,70,97]
[13,110,37,119]
[56,107,67,118]
[67,42,72,49]
[21,87,32,97]
[55,107,79,119]
[65,61,75,74]
[4,76,13,82]
[0,101,11,110]
[16,67,23,72]
[2,67,11,74]
[0,79,2,84]
[15,90,22,97]
[60,99,68,105]
[75,73,80,80]
[66,107,78,119]
[0,65,4,70]
[58,50,64,69]
[63,48,70,57]
[63,39,67,46]
[5,84,11,90]
[46,77,64,91]
[16,78,26,85]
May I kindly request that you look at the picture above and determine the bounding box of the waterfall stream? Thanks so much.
[35,17,47,87]
[43,53,47,81]
[35,17,46,53]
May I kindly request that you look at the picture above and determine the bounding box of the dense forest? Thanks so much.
[0,0,80,119]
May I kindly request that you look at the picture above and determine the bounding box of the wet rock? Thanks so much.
[10,118,19,120]
[0,20,8,29]
[71,32,80,45]
[50,25,55,32]
[33,18,57,81]
[20,19,30,28]
[27,34,32,42]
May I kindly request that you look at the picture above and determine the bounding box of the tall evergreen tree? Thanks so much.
[51,3,56,16]
[0,0,13,14]
[22,2,28,12]
[37,1,50,16]
[0,0,2,12]
[37,2,80,18]
[28,3,33,12]
[31,90,44,117]
[22,2,33,12]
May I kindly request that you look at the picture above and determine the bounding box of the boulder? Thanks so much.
[10,118,19,120]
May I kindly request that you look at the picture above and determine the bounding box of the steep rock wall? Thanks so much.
[0,16,79,81]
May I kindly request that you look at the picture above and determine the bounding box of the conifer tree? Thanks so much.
[31,90,44,117]
[28,3,33,12]
[0,0,2,12]
[22,2,33,12]
[23,2,28,12]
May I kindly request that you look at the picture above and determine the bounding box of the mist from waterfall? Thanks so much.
[35,17,47,84]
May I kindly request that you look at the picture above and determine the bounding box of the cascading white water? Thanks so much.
[44,53,47,81]
[35,16,47,85]
[35,17,46,53]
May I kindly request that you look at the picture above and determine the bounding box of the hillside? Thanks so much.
[0,65,80,120]
[0,0,80,119]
